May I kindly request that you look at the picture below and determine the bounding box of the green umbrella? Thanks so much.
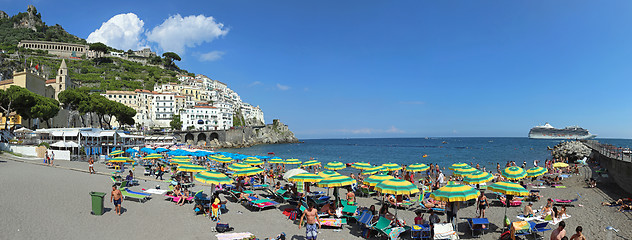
[143,153,163,160]
[288,173,324,183]
[381,163,402,171]
[317,175,356,187]
[172,156,190,160]
[284,159,302,165]
[449,162,470,171]
[268,157,283,164]
[324,161,346,170]
[243,158,264,166]
[406,163,430,172]
[361,166,386,175]
[318,170,340,178]
[109,150,124,156]
[227,163,250,171]
[526,167,547,178]
[487,181,529,196]
[170,159,191,165]
[453,166,478,176]
[374,178,419,195]
[109,157,134,163]
[177,164,207,173]
[363,174,394,186]
[212,156,233,163]
[501,166,527,180]
[302,160,321,167]
[462,171,494,184]
[430,182,480,202]
[351,162,372,170]
[233,167,264,177]
[195,171,233,185]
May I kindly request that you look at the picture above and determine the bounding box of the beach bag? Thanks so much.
[215,223,233,233]
[500,230,511,240]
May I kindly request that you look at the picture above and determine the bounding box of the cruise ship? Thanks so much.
[528,123,596,139]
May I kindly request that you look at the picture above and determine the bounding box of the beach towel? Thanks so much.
[388,227,406,240]
[434,223,457,239]
[215,232,254,240]
[319,218,343,227]
[511,221,530,238]
[144,189,167,194]
[516,215,539,222]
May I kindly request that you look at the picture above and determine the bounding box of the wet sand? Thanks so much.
[0,154,630,240]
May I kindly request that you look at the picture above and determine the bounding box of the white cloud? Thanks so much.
[199,51,225,61]
[276,83,290,91]
[87,13,146,51]
[146,14,229,54]
[248,81,263,87]
[385,126,405,133]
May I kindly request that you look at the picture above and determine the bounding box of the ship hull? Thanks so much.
[528,134,596,140]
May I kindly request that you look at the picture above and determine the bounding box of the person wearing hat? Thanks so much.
[524,202,535,217]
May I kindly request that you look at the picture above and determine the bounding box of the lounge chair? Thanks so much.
[411,224,431,239]
[372,216,410,240]
[340,200,359,219]
[466,218,489,237]
[359,186,377,197]
[172,195,194,204]
[267,188,292,203]
[529,222,552,239]
[434,222,458,239]
[120,188,149,202]
[401,194,419,209]
[111,176,121,186]
[501,199,522,207]
[243,196,279,211]
[124,188,150,197]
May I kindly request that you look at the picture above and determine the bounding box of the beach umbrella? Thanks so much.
[381,163,402,171]
[195,171,233,185]
[243,158,264,166]
[449,162,470,170]
[172,156,190,160]
[155,147,169,153]
[268,157,284,164]
[405,163,430,172]
[125,148,138,153]
[317,175,356,188]
[462,171,494,184]
[302,160,321,167]
[140,147,156,154]
[351,162,372,170]
[177,164,207,173]
[526,167,548,178]
[375,178,420,195]
[108,157,133,163]
[361,166,386,175]
[324,161,346,170]
[170,159,191,165]
[284,169,308,180]
[212,156,233,164]
[363,174,394,187]
[430,182,480,202]
[501,166,527,180]
[552,162,569,168]
[109,150,124,156]
[453,166,478,176]
[318,170,341,178]
[284,159,302,165]
[233,167,264,177]
[288,173,324,183]
[227,163,250,171]
[143,153,163,160]
[487,181,529,231]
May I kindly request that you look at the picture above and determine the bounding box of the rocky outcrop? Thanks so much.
[12,5,44,32]
[550,141,591,161]
[205,119,299,149]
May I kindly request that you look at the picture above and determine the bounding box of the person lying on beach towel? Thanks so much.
[602,199,625,206]
[619,204,632,212]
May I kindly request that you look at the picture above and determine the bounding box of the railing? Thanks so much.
[580,140,632,162]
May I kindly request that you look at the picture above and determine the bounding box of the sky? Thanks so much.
[3,0,632,139]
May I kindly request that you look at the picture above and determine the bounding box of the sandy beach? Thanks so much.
[0,154,630,240]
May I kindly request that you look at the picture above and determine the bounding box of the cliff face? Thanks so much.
[207,119,299,148]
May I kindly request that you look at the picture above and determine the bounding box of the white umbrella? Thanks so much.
[283,168,308,180]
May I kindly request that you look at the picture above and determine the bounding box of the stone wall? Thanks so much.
[592,150,632,194]
[177,119,299,148]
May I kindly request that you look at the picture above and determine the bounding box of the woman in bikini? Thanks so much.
[477,194,488,218]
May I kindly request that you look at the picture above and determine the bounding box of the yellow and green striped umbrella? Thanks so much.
[449,162,470,170]
[177,164,207,173]
[501,166,527,180]
[318,170,340,178]
[430,182,480,202]
[143,153,163,160]
[302,160,321,167]
[317,175,356,187]
[108,157,133,163]
[381,163,402,171]
[552,162,569,168]
[462,171,494,184]
[406,163,430,172]
[172,156,190,160]
[194,171,233,185]
[324,161,346,170]
[233,167,264,177]
[268,157,283,164]
[375,178,420,195]
[361,166,386,175]
[170,159,191,165]
[351,162,372,170]
[488,181,528,196]
[363,173,394,186]
[284,159,302,165]
[227,163,250,171]
[453,166,478,176]
[212,156,233,163]
[109,150,124,156]
[526,167,548,178]
[243,158,264,166]
[289,173,324,183]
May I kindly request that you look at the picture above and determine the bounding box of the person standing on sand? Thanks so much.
[44,150,49,165]
[570,226,585,240]
[550,221,566,240]
[111,185,123,216]
[88,157,95,174]
[50,151,54,166]
[299,203,321,240]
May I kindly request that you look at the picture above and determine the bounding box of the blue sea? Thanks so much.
[221,137,632,172]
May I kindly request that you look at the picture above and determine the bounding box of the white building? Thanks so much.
[151,93,175,127]
[181,105,224,130]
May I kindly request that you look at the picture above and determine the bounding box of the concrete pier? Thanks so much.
[582,140,632,194]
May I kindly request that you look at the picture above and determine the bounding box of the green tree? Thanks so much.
[170,114,183,130]
[0,86,38,129]
[58,88,89,127]
[89,42,109,65]
[30,95,60,128]
[111,102,136,127]
[162,52,181,70]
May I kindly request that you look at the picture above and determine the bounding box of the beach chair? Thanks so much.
[124,188,150,196]
[340,200,359,219]
[268,188,292,203]
[467,218,489,237]
[372,216,410,240]
[411,224,431,239]
[401,194,419,209]
[434,222,458,240]
[529,222,551,239]
[121,188,149,202]
[111,176,121,186]
[359,186,377,197]
[354,210,371,225]
[243,196,279,211]
[501,199,522,207]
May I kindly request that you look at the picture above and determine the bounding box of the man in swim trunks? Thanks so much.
[88,157,95,174]
[111,185,123,215]
[299,203,321,240]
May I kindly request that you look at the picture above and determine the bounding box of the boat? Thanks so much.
[528,123,596,140]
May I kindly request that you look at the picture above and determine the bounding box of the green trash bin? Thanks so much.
[90,192,107,215]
